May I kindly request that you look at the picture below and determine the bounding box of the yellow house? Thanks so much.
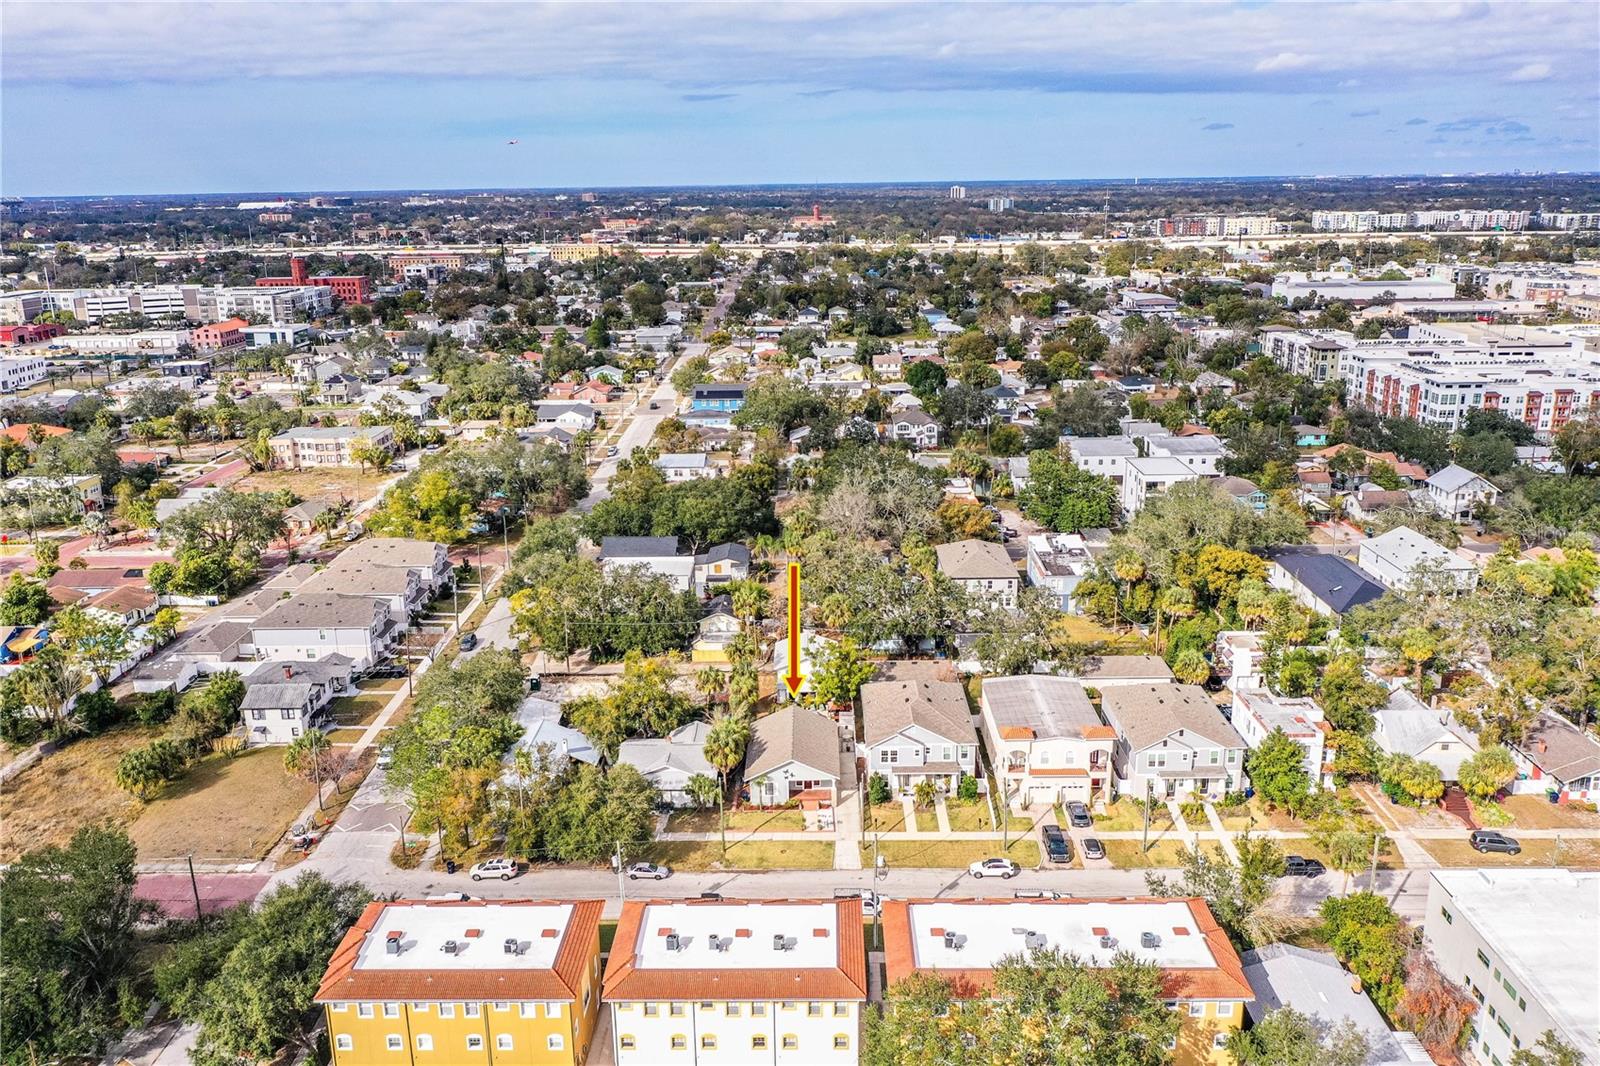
[880,897,1249,1066]
[691,600,742,664]
[317,899,604,1066]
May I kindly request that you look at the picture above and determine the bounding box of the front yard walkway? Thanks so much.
[1202,802,1241,864]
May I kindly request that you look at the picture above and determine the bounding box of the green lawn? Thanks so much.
[868,802,913,833]
[664,808,807,833]
[326,693,390,728]
[862,838,1040,870]
[1093,799,1174,833]
[943,800,993,831]
[326,728,366,745]
[1102,840,1225,869]
[641,839,836,871]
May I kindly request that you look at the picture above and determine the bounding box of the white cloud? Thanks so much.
[1506,62,1552,82]
[0,0,1592,105]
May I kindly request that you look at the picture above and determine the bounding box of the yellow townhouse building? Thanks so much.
[880,896,1251,1066]
[316,898,604,1066]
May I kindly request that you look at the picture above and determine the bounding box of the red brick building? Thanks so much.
[255,256,372,304]
[0,323,65,346]
[193,317,247,351]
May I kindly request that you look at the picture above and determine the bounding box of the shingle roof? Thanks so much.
[1268,549,1387,614]
[617,721,715,778]
[1073,654,1175,682]
[1426,463,1495,493]
[602,536,682,559]
[935,538,1016,581]
[1240,944,1428,1063]
[252,593,385,631]
[1101,683,1245,751]
[860,679,977,747]
[337,538,446,570]
[1517,713,1600,784]
[744,705,842,781]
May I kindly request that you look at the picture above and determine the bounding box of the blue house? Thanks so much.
[1217,476,1269,513]
[1294,424,1330,448]
[689,383,747,413]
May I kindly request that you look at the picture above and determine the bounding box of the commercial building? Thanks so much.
[316,898,605,1066]
[880,897,1250,1066]
[1270,273,1455,303]
[68,329,193,359]
[0,352,49,392]
[602,897,868,1065]
[1423,870,1599,1066]
[1261,327,1355,383]
[193,317,248,351]
[256,256,372,303]
[244,322,313,349]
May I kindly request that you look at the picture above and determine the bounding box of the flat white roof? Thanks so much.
[358,902,573,972]
[1126,456,1200,478]
[633,902,838,970]
[906,900,1217,971]
[1432,870,1599,1047]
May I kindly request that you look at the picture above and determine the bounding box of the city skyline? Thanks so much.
[3,0,1597,197]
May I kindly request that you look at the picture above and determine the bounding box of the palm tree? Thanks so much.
[1154,586,1195,654]
[728,581,770,626]
[12,649,88,739]
[1112,556,1145,628]
[694,666,725,710]
[704,713,751,788]
[685,773,727,856]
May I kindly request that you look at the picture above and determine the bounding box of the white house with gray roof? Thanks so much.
[1065,435,1139,483]
[1241,944,1433,1065]
[616,721,716,806]
[741,705,847,817]
[1371,686,1478,780]
[860,679,977,795]
[240,656,355,745]
[1357,526,1479,593]
[247,593,397,670]
[935,538,1019,608]
[1100,683,1248,800]
[1424,463,1499,521]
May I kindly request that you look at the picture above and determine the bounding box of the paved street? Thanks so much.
[579,350,691,509]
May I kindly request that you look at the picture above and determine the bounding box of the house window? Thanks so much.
[782,1035,799,1050]
[942,746,953,762]
[751,1003,767,1017]
[670,1035,687,1050]
[644,1004,658,1016]
[251,709,265,720]
[808,1002,822,1016]
[834,1002,849,1017]
[619,1035,636,1051]
[335,1035,353,1051]
[1502,979,1518,999]
[701,1035,717,1050]
[357,1004,375,1018]
[496,1035,513,1051]
[1214,1033,1230,1049]
[834,1034,851,1050]
[438,1004,455,1018]
[1477,949,1490,968]
[415,1035,433,1051]
[669,1003,685,1016]
[699,1001,714,1011]
[726,1003,741,1016]
[465,1035,483,1051]
[385,1035,403,1051]
[492,1001,508,1012]
[546,1035,563,1051]
[1188,1003,1205,1017]
[382,1003,399,1018]
[545,1002,563,1018]
[752,1034,769,1050]
[1217,1002,1234,1017]
[463,1003,479,1017]
[519,1003,537,1017]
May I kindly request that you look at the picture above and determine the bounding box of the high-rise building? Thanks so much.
[987,196,1014,212]
[949,185,967,200]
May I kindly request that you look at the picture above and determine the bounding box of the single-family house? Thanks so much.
[742,705,846,816]
[616,721,715,807]
[1293,425,1331,448]
[860,679,978,795]
[1424,464,1499,522]
[1066,654,1176,690]
[691,596,742,663]
[1101,683,1248,800]
[1120,456,1205,515]
[240,656,355,745]
[1231,688,1330,789]
[1215,476,1268,512]
[1267,548,1388,617]
[1025,533,1094,612]
[1371,687,1479,781]
[1506,712,1600,803]
[772,630,832,704]
[935,539,1019,609]
[1241,945,1434,1065]
[886,408,940,450]
[501,699,600,783]
[1357,527,1479,593]
[981,676,1116,809]
[535,402,597,434]
[1065,436,1139,484]
[653,452,718,481]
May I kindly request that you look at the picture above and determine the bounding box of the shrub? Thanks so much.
[132,689,177,726]
[115,739,189,798]
[868,773,891,805]
[956,773,979,802]
[74,688,121,734]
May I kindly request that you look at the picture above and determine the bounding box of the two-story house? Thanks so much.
[240,656,355,745]
[885,408,940,450]
[1101,684,1248,801]
[860,679,977,795]
[599,537,750,596]
[980,676,1116,810]
[935,539,1019,609]
[248,593,398,671]
[1230,688,1330,790]
[338,538,455,599]
[299,560,425,622]
[1424,463,1499,522]
[1356,526,1479,593]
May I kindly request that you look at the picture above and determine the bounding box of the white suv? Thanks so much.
[968,858,1021,879]
[468,858,519,881]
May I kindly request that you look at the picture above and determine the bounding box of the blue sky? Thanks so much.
[3,1,1596,196]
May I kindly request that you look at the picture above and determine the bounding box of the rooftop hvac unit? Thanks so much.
[1099,935,1117,950]
[1024,932,1048,951]
[1141,932,1161,949]
[942,931,967,950]
[503,938,524,956]
[665,933,682,952]
[441,939,460,955]
[384,938,403,956]
[773,935,795,952]
[709,935,728,953]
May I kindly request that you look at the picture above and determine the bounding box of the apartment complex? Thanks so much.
[1311,209,1533,232]
[317,899,604,1066]
[602,898,868,1065]
[268,425,395,469]
[980,675,1116,809]
[880,897,1250,1066]
[0,283,332,325]
[1423,870,1598,1066]
[0,352,49,392]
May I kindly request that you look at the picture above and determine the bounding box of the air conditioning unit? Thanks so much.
[943,931,966,950]
[1099,934,1117,950]
[665,933,682,952]
[503,938,523,956]
[441,939,460,955]
[772,935,791,952]
[385,939,403,956]
[1141,932,1161,949]
[709,935,727,953]
[1024,932,1048,951]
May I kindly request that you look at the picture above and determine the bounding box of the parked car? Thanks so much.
[1042,825,1073,864]
[834,888,879,916]
[606,445,619,457]
[1013,889,1064,900]
[459,632,478,651]
[468,858,519,881]
[1470,830,1522,855]
[969,858,1020,879]
[368,664,407,679]
[1065,801,1092,828]
[1283,855,1326,878]
[627,862,671,880]
[376,745,394,769]
[1081,838,1105,861]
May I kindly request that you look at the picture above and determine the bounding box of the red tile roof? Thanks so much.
[602,898,868,1002]
[314,899,602,1004]
[879,897,1252,1002]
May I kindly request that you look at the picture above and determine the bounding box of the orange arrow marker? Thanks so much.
[783,562,804,699]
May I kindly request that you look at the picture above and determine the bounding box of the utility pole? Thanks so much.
[1143,779,1154,854]
[1367,832,1380,891]
[186,854,204,924]
[613,842,626,901]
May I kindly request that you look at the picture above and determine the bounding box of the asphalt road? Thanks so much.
[578,352,691,510]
